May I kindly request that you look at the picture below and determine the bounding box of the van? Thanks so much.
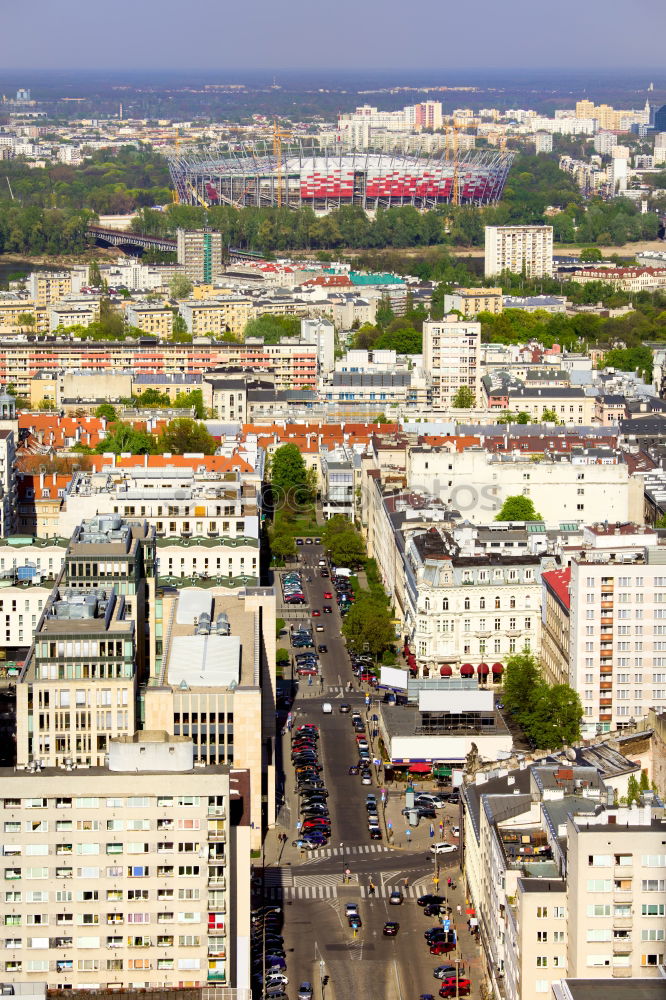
[321,702,333,714]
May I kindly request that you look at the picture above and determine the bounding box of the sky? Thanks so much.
[1,0,664,72]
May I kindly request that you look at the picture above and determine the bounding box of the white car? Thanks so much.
[345,903,359,917]
[262,973,288,987]
[416,794,445,809]
[452,825,460,837]
[430,842,457,855]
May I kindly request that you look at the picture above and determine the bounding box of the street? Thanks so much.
[260,541,482,1000]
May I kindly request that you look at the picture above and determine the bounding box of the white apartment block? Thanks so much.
[462,757,665,1000]
[0,734,251,992]
[407,448,640,526]
[422,316,481,409]
[563,524,666,736]
[485,225,554,278]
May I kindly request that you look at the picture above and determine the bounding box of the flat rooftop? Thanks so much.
[553,979,666,1000]
[164,589,257,688]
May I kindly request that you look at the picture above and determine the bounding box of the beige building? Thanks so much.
[27,270,87,308]
[0,299,47,334]
[443,287,503,317]
[179,298,253,337]
[541,567,571,688]
[49,302,98,333]
[422,315,481,409]
[485,225,554,278]
[125,302,174,338]
[0,734,251,992]
[504,387,596,424]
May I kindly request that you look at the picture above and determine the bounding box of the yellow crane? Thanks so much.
[273,120,291,208]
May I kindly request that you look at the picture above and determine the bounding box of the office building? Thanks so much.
[422,315,481,409]
[176,228,225,284]
[485,225,554,278]
[0,732,251,991]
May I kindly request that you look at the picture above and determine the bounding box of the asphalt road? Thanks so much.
[271,543,466,1000]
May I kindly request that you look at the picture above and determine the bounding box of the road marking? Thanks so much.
[304,843,393,860]
[359,882,430,899]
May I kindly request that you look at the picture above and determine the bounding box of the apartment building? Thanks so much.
[422,315,481,409]
[26,270,87,308]
[485,225,554,278]
[48,303,98,333]
[407,447,640,526]
[0,428,17,536]
[0,733,251,992]
[505,387,596,424]
[178,298,253,337]
[0,299,48,334]
[125,302,174,338]
[462,754,663,1000]
[176,228,225,284]
[0,339,320,397]
[443,287,503,317]
[542,523,666,736]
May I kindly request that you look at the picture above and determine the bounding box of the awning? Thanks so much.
[439,664,453,677]
[409,763,432,774]
[460,663,474,676]
[477,662,489,675]
[492,662,504,674]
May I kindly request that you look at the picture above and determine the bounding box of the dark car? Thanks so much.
[418,894,446,908]
[323,605,332,614]
[383,921,399,936]
[348,914,362,929]
[424,903,450,917]
[369,827,382,840]
[318,644,328,653]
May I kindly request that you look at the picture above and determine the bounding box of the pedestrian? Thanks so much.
[457,904,462,915]
[403,877,409,889]
[369,881,375,897]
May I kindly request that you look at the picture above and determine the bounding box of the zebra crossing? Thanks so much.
[302,843,393,860]
[261,880,431,901]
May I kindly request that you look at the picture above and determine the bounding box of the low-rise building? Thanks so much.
[443,287,503,317]
[125,302,174,338]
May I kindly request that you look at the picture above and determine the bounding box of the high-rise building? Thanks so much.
[176,228,224,284]
[534,132,553,154]
[542,523,666,737]
[0,732,251,991]
[422,315,481,409]
[654,104,666,133]
[484,225,554,278]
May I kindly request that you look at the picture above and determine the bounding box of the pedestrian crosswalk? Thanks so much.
[261,880,431,901]
[303,843,393,860]
[261,868,293,888]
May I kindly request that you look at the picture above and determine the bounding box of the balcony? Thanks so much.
[208,876,226,889]
[600,698,613,707]
[207,808,226,818]
[207,830,226,843]
[614,890,632,902]
[601,617,614,626]
[600,665,613,674]
[613,917,633,930]
[612,967,632,978]
[600,714,613,722]
[613,938,632,954]
[600,650,613,659]
[601,601,614,609]
[600,682,613,691]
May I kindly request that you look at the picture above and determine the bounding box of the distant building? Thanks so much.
[443,287,503,318]
[176,228,224,284]
[534,132,553,154]
[484,225,554,279]
[422,315,481,409]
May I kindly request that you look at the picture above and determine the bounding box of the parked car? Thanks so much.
[430,842,456,855]
[439,980,470,998]
[418,894,445,907]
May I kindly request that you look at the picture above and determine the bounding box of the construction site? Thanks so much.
[167,133,515,213]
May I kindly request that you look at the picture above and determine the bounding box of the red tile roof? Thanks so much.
[542,567,571,612]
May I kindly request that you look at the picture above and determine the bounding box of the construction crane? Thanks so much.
[273,120,291,208]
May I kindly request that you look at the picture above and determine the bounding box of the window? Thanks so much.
[535,982,549,994]
[588,855,611,867]
[536,907,548,918]
[587,955,611,967]
[642,880,666,892]
[553,931,565,943]
[642,855,666,867]
[642,929,665,942]
[536,956,548,967]
[587,928,611,942]
[587,904,610,917]
[641,953,664,967]
[537,931,548,942]
[587,880,612,892]
[128,866,149,878]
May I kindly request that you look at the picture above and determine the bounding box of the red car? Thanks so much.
[312,610,321,617]
[323,592,333,599]
[439,980,470,998]
[430,941,455,956]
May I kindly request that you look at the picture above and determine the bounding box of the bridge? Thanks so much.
[87,225,177,255]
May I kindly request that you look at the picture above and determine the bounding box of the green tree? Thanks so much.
[516,411,530,424]
[95,403,117,421]
[95,422,156,455]
[528,684,583,750]
[580,247,603,262]
[626,773,640,806]
[656,513,666,529]
[503,651,544,727]
[639,770,650,793]
[88,260,102,287]
[327,529,366,568]
[158,418,216,455]
[541,408,559,423]
[37,399,56,411]
[169,274,193,300]
[451,385,476,408]
[342,594,394,660]
[495,496,542,521]
[270,443,313,512]
[244,313,301,344]
[270,531,296,562]
[376,295,395,330]
[321,514,353,546]
[17,312,36,332]
[276,648,290,667]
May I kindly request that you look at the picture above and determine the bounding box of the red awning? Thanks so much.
[460,663,474,676]
[409,763,432,774]
[439,665,453,677]
[492,662,504,674]
[477,663,489,675]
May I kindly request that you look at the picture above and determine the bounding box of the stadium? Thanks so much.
[168,139,515,212]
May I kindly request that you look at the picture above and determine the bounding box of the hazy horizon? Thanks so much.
[2,0,664,72]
